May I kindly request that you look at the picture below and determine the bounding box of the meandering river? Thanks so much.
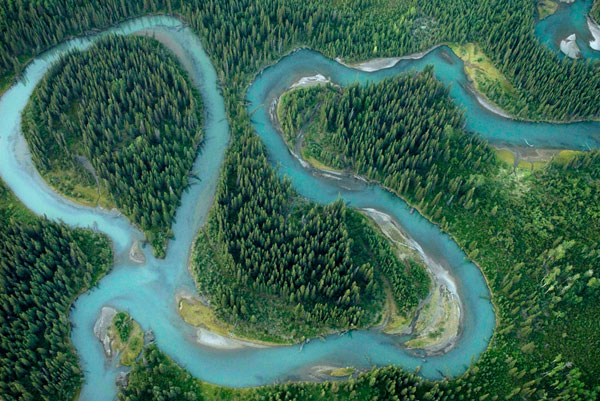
[0,6,598,401]
[536,0,600,60]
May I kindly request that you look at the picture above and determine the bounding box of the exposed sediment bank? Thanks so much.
[290,74,331,89]
[560,33,582,58]
[93,306,118,358]
[176,291,273,349]
[129,239,146,264]
[588,16,600,51]
[471,87,513,119]
[268,79,464,353]
[336,45,444,72]
[362,209,462,354]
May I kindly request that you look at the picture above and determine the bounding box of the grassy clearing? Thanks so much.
[330,367,355,377]
[494,148,560,172]
[450,43,514,94]
[403,286,460,349]
[517,160,534,170]
[109,312,143,366]
[538,0,559,20]
[449,43,525,116]
[553,149,581,165]
[178,298,232,337]
[532,160,547,171]
[304,153,344,173]
[44,168,115,209]
[380,281,411,334]
[177,297,286,347]
[199,382,255,401]
[495,149,516,167]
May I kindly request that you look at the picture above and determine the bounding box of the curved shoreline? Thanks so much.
[361,208,463,355]
[588,15,600,50]
[2,21,494,394]
[1,11,597,400]
[269,82,465,355]
[251,49,497,365]
[335,44,445,71]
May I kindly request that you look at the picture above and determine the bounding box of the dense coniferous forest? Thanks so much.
[1,0,599,121]
[593,0,600,21]
[123,71,600,401]
[279,68,492,208]
[119,346,204,401]
[21,36,203,256]
[278,75,600,398]
[0,0,599,400]
[194,189,429,341]
[121,344,442,401]
[0,181,112,400]
[421,0,600,121]
[122,337,598,400]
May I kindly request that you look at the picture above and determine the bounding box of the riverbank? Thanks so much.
[339,41,600,125]
[588,15,600,50]
[338,42,524,123]
[181,211,425,350]
[449,43,519,119]
[493,146,569,171]
[269,86,464,354]
[362,209,462,354]
[538,0,559,19]
[335,44,444,71]
[8,12,596,396]
[0,177,115,400]
[176,291,279,348]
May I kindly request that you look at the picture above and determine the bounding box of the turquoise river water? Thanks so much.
[0,3,597,400]
[536,0,600,60]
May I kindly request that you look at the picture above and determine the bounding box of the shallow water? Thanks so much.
[0,11,597,401]
[536,0,600,60]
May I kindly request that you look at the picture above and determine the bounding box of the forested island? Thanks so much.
[277,66,600,397]
[22,35,204,257]
[188,199,430,343]
[0,0,599,400]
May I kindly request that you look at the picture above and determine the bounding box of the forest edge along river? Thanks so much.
[0,5,598,401]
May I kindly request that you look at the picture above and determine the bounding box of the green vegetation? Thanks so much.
[277,84,344,170]
[278,73,600,398]
[421,0,600,121]
[122,68,600,400]
[22,35,204,257]
[1,0,599,399]
[191,202,428,343]
[0,180,113,400]
[449,42,528,118]
[109,312,144,366]
[119,344,434,401]
[114,312,134,342]
[329,367,355,377]
[537,0,558,20]
[593,0,600,22]
[277,84,338,148]
[2,0,600,123]
[279,68,492,212]
[129,343,589,401]
[119,345,207,401]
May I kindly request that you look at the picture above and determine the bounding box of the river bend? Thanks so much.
[0,12,598,401]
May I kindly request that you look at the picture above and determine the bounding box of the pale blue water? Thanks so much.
[0,8,596,401]
[536,0,600,60]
